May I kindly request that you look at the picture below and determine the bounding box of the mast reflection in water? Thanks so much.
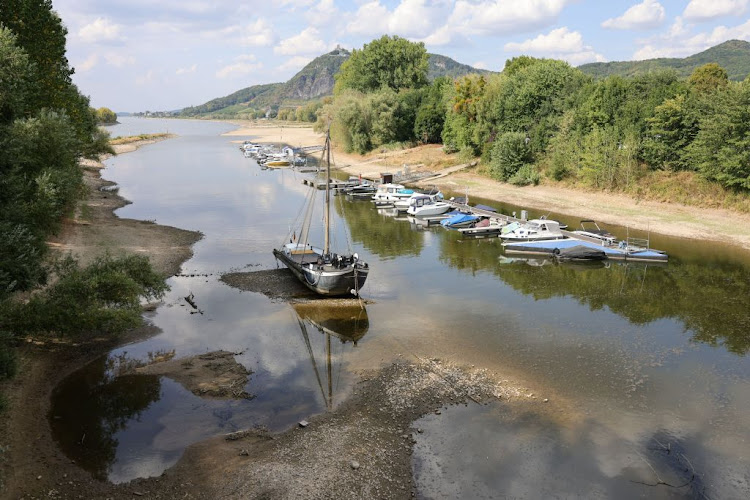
[292,300,369,410]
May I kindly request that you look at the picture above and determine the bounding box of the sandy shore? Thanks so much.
[226,122,750,252]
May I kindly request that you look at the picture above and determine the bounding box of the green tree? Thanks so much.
[0,26,31,123]
[334,35,428,94]
[489,132,532,181]
[688,63,729,94]
[95,107,117,124]
[641,94,698,171]
[687,81,750,190]
[414,77,449,143]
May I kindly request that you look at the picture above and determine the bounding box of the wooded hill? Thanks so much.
[579,39,750,82]
[178,48,490,118]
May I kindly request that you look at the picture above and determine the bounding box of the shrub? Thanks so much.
[489,132,533,181]
[2,254,169,336]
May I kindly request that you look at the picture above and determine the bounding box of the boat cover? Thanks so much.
[441,213,479,227]
[554,245,607,261]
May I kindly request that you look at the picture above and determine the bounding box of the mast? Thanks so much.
[324,129,331,255]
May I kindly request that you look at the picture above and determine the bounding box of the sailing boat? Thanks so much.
[273,130,370,296]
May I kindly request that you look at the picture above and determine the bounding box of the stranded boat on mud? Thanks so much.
[273,130,369,296]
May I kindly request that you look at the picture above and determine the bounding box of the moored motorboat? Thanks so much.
[406,195,451,217]
[498,219,566,242]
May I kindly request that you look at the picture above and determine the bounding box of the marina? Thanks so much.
[46,118,750,498]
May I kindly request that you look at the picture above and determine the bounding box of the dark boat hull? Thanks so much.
[273,249,369,297]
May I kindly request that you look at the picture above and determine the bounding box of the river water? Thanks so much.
[50,117,750,497]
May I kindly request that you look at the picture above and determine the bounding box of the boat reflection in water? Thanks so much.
[291,300,369,410]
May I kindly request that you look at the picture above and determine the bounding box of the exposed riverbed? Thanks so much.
[42,117,750,498]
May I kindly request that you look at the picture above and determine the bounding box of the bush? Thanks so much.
[509,165,540,186]
[489,132,533,181]
[1,254,169,336]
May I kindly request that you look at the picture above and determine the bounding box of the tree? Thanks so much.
[95,107,117,124]
[489,132,532,181]
[687,81,750,190]
[334,35,428,94]
[688,63,729,94]
[0,26,31,123]
[414,77,449,143]
[0,0,109,157]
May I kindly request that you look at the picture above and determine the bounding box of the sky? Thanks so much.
[50,0,750,112]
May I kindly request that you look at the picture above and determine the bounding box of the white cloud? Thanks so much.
[683,0,750,22]
[135,70,155,86]
[76,53,99,72]
[448,0,571,36]
[216,55,263,78]
[279,56,313,72]
[176,64,198,75]
[601,0,666,30]
[473,61,488,70]
[389,0,454,38]
[346,1,391,36]
[274,27,328,56]
[78,17,124,43]
[103,52,136,68]
[504,27,606,64]
[632,17,750,59]
[305,0,344,29]
[241,18,275,47]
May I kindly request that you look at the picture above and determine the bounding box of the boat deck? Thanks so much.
[503,238,668,262]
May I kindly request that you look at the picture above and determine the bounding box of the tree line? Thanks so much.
[0,1,165,410]
[318,35,750,193]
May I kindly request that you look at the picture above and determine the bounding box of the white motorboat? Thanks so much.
[499,219,567,242]
[406,195,451,217]
[372,183,414,203]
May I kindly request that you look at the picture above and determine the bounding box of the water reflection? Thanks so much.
[339,198,750,355]
[335,196,424,259]
[292,301,369,409]
[49,356,162,481]
[413,403,718,499]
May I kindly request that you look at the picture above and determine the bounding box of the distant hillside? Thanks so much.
[179,82,282,117]
[179,49,489,117]
[579,39,750,81]
[428,53,493,79]
[278,46,351,101]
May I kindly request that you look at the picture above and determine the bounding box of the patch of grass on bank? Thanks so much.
[548,168,750,213]
[626,171,750,212]
[109,133,172,146]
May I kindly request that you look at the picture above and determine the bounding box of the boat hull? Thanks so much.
[273,249,369,296]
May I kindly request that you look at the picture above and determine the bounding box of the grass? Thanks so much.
[620,171,750,213]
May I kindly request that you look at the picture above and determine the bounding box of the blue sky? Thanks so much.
[51,0,750,112]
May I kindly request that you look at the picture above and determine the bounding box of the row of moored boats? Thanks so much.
[353,181,668,263]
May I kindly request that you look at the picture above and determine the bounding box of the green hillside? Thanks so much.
[579,39,750,81]
[179,49,489,118]
[428,53,493,79]
[179,82,282,117]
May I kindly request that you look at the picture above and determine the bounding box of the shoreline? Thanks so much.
[1,124,558,499]
[224,121,750,252]
[0,136,205,498]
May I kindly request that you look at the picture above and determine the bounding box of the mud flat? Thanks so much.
[135,350,254,400]
[0,137,204,499]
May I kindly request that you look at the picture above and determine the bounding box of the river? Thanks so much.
[50,117,750,497]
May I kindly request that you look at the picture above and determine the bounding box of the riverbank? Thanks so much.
[225,121,750,252]
[0,131,552,499]
[0,136,204,498]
